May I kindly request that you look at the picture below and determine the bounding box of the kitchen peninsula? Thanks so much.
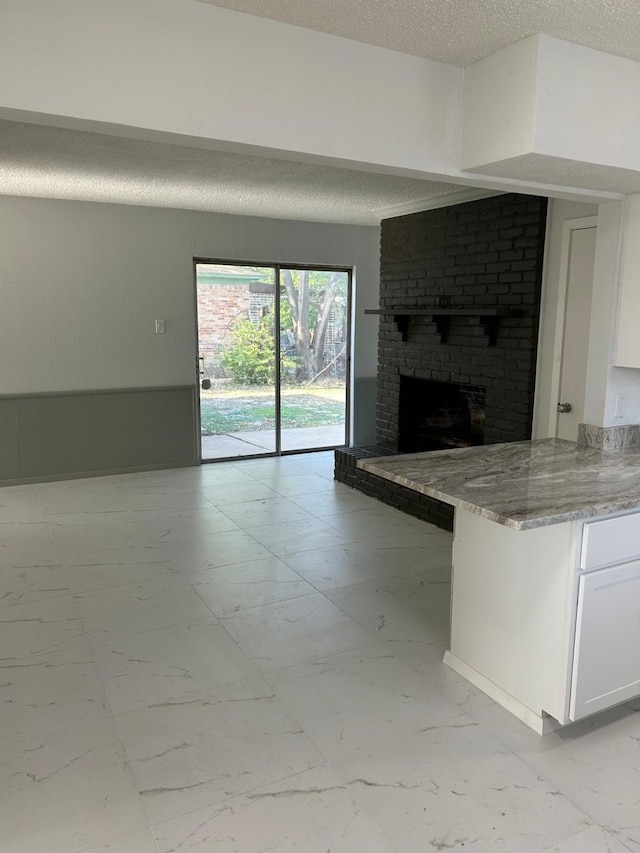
[358,439,640,733]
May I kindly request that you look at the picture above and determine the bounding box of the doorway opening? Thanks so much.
[194,260,351,461]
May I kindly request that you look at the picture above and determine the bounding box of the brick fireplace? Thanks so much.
[335,192,548,529]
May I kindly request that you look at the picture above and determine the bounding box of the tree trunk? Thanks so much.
[310,273,339,379]
[281,269,313,380]
[281,269,343,382]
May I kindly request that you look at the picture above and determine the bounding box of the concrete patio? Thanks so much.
[201,424,346,459]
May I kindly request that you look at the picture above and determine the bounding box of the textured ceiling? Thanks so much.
[472,152,640,196]
[7,1,635,222]
[196,0,640,66]
[0,121,472,225]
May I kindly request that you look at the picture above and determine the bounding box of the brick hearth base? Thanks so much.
[334,447,454,532]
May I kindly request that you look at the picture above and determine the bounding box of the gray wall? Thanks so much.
[0,387,197,484]
[0,196,380,483]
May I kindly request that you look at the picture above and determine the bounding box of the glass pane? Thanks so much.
[279,268,349,451]
[196,263,276,459]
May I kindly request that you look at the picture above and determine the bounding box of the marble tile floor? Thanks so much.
[1,451,639,852]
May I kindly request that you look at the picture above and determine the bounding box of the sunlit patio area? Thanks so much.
[201,424,347,458]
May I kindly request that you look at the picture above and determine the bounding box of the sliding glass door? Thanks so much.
[279,267,350,452]
[196,263,277,459]
[195,261,351,461]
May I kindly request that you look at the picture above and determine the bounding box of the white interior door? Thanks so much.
[555,224,597,441]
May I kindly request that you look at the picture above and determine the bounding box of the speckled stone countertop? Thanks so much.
[357,438,640,530]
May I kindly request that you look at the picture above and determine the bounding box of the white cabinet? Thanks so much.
[572,512,640,721]
[446,509,578,734]
[570,559,640,720]
[446,507,640,733]
[580,512,640,569]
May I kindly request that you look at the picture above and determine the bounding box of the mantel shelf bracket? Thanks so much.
[478,315,500,347]
[364,307,516,346]
[433,315,450,343]
[393,314,411,342]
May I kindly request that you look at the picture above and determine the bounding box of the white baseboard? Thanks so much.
[443,651,563,735]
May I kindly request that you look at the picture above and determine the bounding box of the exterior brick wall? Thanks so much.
[376,193,548,450]
[197,284,274,379]
[196,280,345,381]
[197,284,252,364]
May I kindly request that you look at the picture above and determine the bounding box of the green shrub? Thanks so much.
[220,314,296,385]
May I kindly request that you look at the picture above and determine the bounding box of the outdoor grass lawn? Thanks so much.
[200,389,345,434]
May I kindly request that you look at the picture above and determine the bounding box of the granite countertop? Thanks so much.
[357,438,640,530]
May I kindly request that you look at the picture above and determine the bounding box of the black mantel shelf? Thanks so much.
[364,306,516,345]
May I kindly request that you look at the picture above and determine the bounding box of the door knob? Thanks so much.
[557,402,572,414]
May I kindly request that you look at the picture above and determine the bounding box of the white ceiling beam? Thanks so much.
[462,35,640,194]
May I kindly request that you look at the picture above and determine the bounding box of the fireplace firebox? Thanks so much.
[398,376,486,453]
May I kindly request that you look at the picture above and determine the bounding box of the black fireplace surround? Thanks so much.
[335,193,548,530]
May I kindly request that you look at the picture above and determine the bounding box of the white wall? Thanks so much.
[0,0,463,178]
[585,201,625,428]
[462,35,539,170]
[536,37,640,171]
[0,196,380,394]
[462,35,640,195]
[602,366,640,427]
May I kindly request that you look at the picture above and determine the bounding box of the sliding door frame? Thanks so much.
[193,257,352,462]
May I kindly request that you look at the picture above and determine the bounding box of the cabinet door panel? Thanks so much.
[570,561,640,720]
